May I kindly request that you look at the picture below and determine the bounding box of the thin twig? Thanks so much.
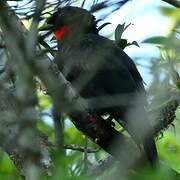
[84,136,88,172]
[64,144,100,153]
[52,105,64,151]
[81,0,86,8]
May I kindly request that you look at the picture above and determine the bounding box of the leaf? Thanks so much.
[131,41,140,47]
[38,92,51,109]
[117,39,128,49]
[115,23,132,42]
[124,23,132,31]
[160,7,180,17]
[142,36,169,45]
[39,38,55,55]
[37,120,54,137]
[125,41,140,48]
[98,22,111,31]
[115,23,125,41]
[117,39,140,49]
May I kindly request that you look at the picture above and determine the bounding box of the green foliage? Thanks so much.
[64,123,84,145]
[38,91,52,110]
[142,36,169,45]
[37,120,54,139]
[114,23,139,49]
[160,7,180,18]
[130,165,179,180]
[157,131,180,173]
[0,150,21,180]
[115,23,130,41]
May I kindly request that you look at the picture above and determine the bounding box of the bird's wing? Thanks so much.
[75,34,145,94]
[54,33,145,100]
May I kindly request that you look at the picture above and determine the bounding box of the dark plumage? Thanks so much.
[47,6,158,164]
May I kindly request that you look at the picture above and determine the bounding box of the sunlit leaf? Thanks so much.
[37,120,54,138]
[160,7,180,18]
[142,36,169,45]
[38,92,51,109]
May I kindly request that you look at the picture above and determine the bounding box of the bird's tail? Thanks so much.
[115,102,159,165]
[143,131,158,165]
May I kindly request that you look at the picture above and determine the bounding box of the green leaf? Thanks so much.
[115,23,126,41]
[39,38,55,55]
[98,22,111,32]
[131,41,140,47]
[38,92,51,109]
[117,39,140,49]
[142,36,169,45]
[115,23,132,42]
[37,120,54,137]
[117,39,128,49]
[161,7,180,17]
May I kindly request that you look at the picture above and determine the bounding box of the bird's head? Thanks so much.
[47,6,98,41]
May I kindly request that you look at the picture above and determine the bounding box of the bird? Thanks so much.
[46,6,158,165]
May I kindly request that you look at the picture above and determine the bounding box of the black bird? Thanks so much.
[47,6,158,165]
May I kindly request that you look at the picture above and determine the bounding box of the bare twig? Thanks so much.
[89,155,114,176]
[84,136,88,172]
[52,104,64,151]
[81,0,86,8]
[64,144,100,153]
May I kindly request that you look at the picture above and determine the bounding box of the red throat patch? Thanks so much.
[54,25,70,40]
